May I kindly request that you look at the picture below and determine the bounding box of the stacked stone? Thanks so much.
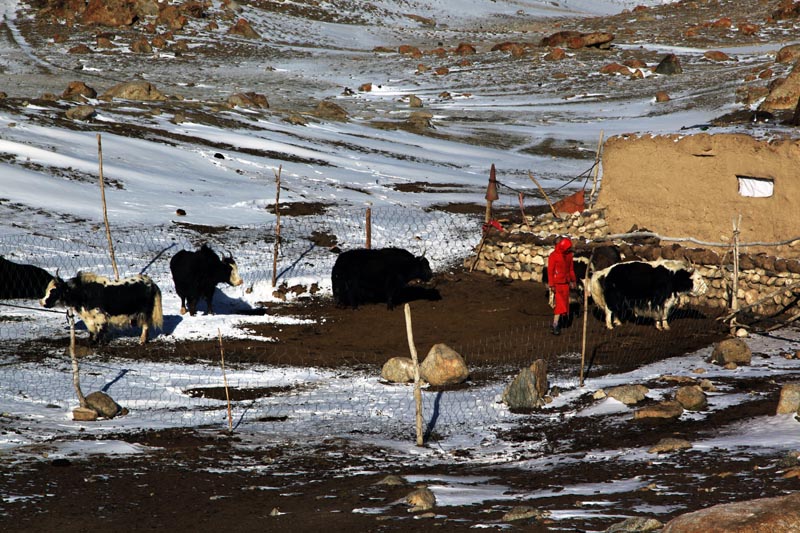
[467,209,800,316]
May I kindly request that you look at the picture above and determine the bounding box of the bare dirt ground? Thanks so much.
[7,265,793,533]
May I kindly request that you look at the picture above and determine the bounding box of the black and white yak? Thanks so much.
[41,272,163,344]
[589,259,708,330]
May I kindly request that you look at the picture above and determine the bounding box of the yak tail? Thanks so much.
[150,287,164,331]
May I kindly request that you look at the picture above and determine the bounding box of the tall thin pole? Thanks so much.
[579,251,594,387]
[588,130,604,209]
[271,166,282,287]
[68,309,87,408]
[404,303,424,447]
[730,215,742,333]
[98,134,119,280]
[218,329,233,432]
[365,205,372,249]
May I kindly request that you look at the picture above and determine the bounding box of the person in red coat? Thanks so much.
[547,236,576,335]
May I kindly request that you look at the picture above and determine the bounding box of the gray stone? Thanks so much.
[675,385,707,411]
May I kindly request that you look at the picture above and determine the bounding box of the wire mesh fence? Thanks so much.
[0,206,727,441]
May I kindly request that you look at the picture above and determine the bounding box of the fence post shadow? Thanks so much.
[423,391,443,442]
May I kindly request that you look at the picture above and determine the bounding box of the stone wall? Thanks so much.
[467,209,800,316]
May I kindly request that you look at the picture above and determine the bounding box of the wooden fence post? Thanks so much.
[365,204,372,249]
[68,309,87,408]
[588,130,604,209]
[730,215,742,333]
[271,166,282,287]
[404,303,424,447]
[218,329,233,432]
[97,134,120,280]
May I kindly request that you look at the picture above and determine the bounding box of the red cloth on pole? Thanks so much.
[553,189,585,214]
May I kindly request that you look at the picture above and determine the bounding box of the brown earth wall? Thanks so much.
[595,132,800,251]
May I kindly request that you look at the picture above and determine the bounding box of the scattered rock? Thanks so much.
[227,92,269,109]
[759,64,800,112]
[675,385,707,411]
[375,475,405,486]
[502,359,548,409]
[420,343,469,386]
[648,438,692,454]
[314,100,348,121]
[607,384,648,405]
[82,0,137,27]
[102,81,167,101]
[381,356,416,383]
[709,338,751,365]
[405,487,435,512]
[502,505,551,522]
[85,391,124,418]
[634,400,684,420]
[703,50,731,62]
[72,406,98,421]
[776,382,800,414]
[454,43,476,55]
[228,18,260,39]
[65,104,96,120]
[605,516,663,532]
[408,95,422,108]
[62,81,97,101]
[662,492,800,532]
[654,53,682,75]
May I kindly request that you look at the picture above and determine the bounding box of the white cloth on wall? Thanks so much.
[737,177,773,198]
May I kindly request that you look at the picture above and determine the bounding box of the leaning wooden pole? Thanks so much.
[98,134,120,280]
[68,309,87,408]
[404,303,424,447]
[271,165,282,288]
[588,130,604,209]
[218,329,233,433]
[528,172,559,219]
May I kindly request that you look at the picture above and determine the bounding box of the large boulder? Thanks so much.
[81,0,137,26]
[759,65,800,112]
[102,81,167,101]
[709,338,751,365]
[419,343,469,386]
[662,492,800,532]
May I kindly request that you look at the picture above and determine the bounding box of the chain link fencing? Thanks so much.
[0,206,726,442]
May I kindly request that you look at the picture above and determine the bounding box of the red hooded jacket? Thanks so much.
[547,237,576,286]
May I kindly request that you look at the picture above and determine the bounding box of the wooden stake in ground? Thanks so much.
[588,130,604,209]
[68,309,87,408]
[730,215,742,333]
[365,204,372,249]
[485,164,499,225]
[579,251,594,387]
[404,303,424,447]
[528,172,559,219]
[271,165,282,288]
[218,329,233,432]
[97,134,120,280]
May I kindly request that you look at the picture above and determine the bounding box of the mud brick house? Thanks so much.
[469,133,800,317]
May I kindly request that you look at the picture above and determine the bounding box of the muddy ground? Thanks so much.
[6,265,798,533]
